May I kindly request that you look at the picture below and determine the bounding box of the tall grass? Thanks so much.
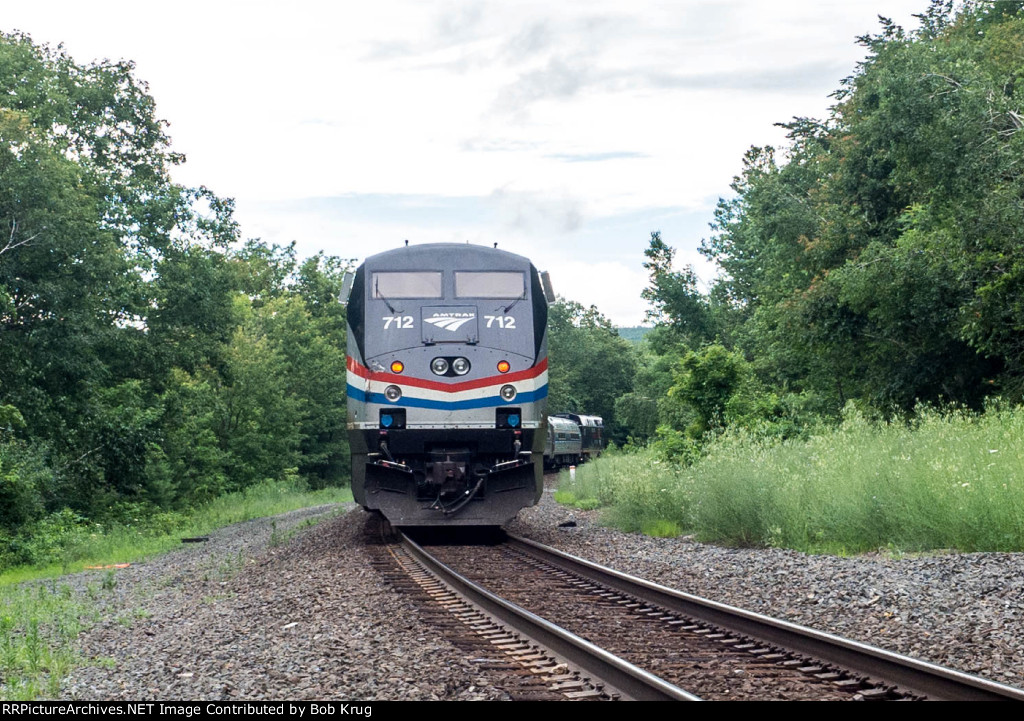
[0,582,100,699]
[558,406,1024,553]
[556,452,691,536]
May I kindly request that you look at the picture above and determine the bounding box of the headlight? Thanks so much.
[390,361,404,373]
[452,357,470,375]
[497,360,510,373]
[430,358,449,375]
[384,385,402,402]
[500,385,517,401]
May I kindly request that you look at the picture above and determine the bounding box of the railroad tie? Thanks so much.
[383,542,610,701]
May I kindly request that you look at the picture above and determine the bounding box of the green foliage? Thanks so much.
[650,426,701,464]
[546,299,637,444]
[148,246,240,374]
[0,32,352,560]
[665,344,747,438]
[640,519,682,538]
[552,490,602,511]
[0,479,351,580]
[614,326,653,344]
[0,404,24,432]
[667,1,1024,420]
[613,336,681,443]
[21,510,90,570]
[642,232,716,346]
[158,367,231,504]
[0,441,48,542]
[560,405,1024,554]
[0,33,365,696]
[557,452,691,534]
[0,580,97,700]
[0,483,351,701]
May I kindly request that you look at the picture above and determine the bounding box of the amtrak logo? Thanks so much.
[424,313,475,332]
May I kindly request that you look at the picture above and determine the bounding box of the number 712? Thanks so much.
[383,315,413,329]
[484,315,516,329]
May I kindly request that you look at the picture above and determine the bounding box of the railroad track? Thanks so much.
[381,526,1024,701]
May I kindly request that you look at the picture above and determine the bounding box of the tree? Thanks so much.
[642,232,715,346]
[546,299,636,443]
[696,2,1024,412]
[0,32,240,529]
[0,32,364,565]
[663,344,748,439]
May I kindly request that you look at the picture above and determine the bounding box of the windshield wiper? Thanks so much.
[502,290,526,314]
[375,278,398,313]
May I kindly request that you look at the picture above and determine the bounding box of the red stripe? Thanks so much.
[347,356,547,392]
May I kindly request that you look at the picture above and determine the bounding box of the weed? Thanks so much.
[202,593,232,605]
[0,614,16,669]
[24,619,41,673]
[641,519,682,538]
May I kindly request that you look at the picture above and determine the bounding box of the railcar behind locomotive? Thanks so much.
[345,243,553,526]
[554,413,604,461]
[543,413,605,469]
[543,415,582,469]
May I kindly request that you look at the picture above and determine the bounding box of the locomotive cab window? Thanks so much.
[372,272,443,299]
[455,272,525,299]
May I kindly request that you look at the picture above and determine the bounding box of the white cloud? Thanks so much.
[6,0,929,324]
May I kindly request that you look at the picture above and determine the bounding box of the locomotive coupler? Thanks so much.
[430,460,467,496]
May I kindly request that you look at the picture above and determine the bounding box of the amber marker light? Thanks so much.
[497,360,511,373]
[390,361,405,373]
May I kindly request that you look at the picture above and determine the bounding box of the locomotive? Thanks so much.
[345,243,554,526]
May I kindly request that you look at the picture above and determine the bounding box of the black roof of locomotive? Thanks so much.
[361,242,535,271]
[348,242,549,363]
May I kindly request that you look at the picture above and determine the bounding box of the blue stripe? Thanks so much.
[347,384,548,410]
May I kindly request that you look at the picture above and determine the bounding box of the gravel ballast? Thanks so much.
[57,490,1023,699]
[508,489,1024,689]
[61,506,507,700]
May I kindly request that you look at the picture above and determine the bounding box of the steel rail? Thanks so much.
[398,531,701,701]
[507,533,1024,702]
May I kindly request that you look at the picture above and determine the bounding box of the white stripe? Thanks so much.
[348,370,548,402]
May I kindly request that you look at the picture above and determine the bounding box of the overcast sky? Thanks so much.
[6,1,929,325]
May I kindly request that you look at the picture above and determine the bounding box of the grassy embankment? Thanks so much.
[0,479,352,700]
[556,407,1024,554]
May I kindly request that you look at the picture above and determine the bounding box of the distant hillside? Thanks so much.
[616,326,654,344]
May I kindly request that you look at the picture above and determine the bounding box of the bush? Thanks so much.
[0,440,50,536]
[21,510,92,569]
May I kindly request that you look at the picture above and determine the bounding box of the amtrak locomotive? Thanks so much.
[345,243,553,526]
